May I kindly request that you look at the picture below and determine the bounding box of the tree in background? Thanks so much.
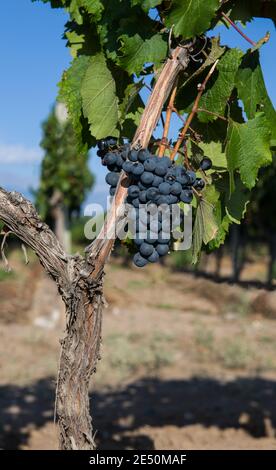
[36,103,94,251]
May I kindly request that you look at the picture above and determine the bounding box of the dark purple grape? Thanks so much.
[138,181,147,190]
[129,150,139,162]
[138,149,150,162]
[133,253,148,267]
[156,244,170,256]
[133,237,144,246]
[160,156,172,168]
[164,172,176,184]
[123,161,133,173]
[159,182,171,195]
[193,178,205,190]
[156,195,169,205]
[187,170,196,184]
[97,149,105,158]
[128,185,139,199]
[139,190,147,203]
[152,175,163,187]
[141,172,154,185]
[168,195,178,204]
[115,154,124,168]
[103,152,117,166]
[106,172,119,186]
[146,187,159,202]
[148,249,159,263]
[155,164,167,176]
[180,189,193,203]
[200,157,212,171]
[144,157,157,172]
[170,182,182,195]
[140,242,154,257]
[132,162,144,176]
[132,198,140,208]
[121,146,130,160]
[175,168,189,185]
[109,187,116,196]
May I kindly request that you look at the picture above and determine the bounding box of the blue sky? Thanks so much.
[0,1,275,208]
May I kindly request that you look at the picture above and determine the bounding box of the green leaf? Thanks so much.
[81,53,119,139]
[180,36,225,90]
[81,0,103,19]
[119,33,167,75]
[166,0,221,39]
[198,48,243,122]
[118,81,144,138]
[226,0,276,24]
[58,55,91,150]
[235,49,276,144]
[198,141,227,171]
[225,177,250,224]
[226,114,272,189]
[131,0,162,11]
[192,185,219,262]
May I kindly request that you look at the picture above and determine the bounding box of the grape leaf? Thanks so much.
[119,81,144,138]
[119,33,167,75]
[58,56,90,150]
[198,141,227,171]
[198,48,243,122]
[81,53,119,139]
[226,114,272,190]
[225,177,250,224]
[180,36,225,90]
[225,0,276,24]
[80,0,103,20]
[131,0,162,11]
[235,49,276,145]
[166,0,221,39]
[192,185,219,262]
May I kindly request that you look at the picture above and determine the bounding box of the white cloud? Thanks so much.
[0,143,42,164]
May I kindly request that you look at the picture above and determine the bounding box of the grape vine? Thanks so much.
[32,0,275,266]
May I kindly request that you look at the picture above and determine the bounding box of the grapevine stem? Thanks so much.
[221,12,256,47]
[197,107,228,121]
[158,79,178,157]
[170,59,219,160]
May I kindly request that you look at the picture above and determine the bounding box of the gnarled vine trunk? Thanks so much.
[0,43,191,450]
[56,263,104,450]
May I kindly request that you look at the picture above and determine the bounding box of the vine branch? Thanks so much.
[87,44,192,276]
[158,79,178,157]
[170,59,219,160]
[221,11,256,47]
[0,188,69,290]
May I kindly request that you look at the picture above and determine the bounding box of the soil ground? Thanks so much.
[1,250,276,450]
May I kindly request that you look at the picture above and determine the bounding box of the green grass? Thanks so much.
[127,279,150,289]
[154,302,176,310]
[219,339,253,369]
[0,269,15,282]
[194,326,214,351]
[96,331,175,383]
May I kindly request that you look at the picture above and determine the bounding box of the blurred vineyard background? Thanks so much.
[1,214,276,449]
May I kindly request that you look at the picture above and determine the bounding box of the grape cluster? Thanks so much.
[96,139,209,267]
[97,137,130,196]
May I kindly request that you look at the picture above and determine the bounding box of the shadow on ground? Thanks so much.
[0,376,275,449]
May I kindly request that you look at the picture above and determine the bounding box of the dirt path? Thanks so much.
[1,259,276,449]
